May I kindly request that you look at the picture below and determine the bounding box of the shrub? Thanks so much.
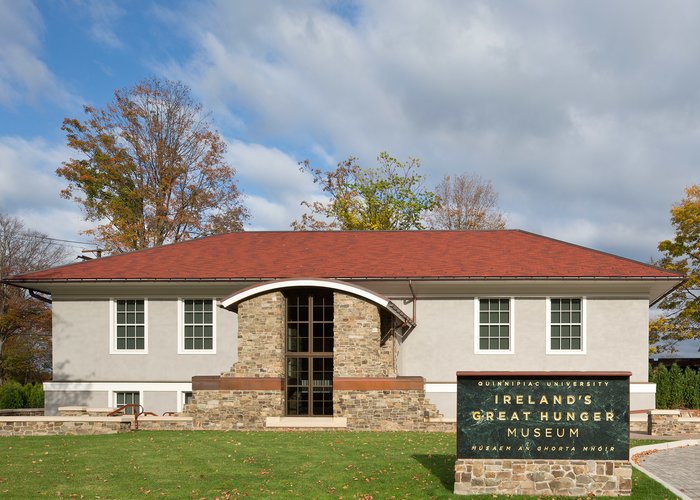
[26,383,44,408]
[668,363,685,408]
[654,364,670,409]
[683,366,699,409]
[0,381,26,409]
[652,363,700,409]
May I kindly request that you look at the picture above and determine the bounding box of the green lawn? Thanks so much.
[0,432,676,499]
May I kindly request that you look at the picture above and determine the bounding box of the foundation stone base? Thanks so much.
[454,458,631,496]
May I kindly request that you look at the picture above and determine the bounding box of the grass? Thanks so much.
[0,432,678,499]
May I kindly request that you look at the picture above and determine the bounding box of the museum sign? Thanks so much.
[457,372,630,460]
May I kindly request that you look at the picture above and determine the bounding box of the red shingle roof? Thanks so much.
[6,230,681,282]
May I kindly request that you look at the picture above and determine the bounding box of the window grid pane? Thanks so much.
[550,298,582,351]
[478,299,510,351]
[183,300,214,351]
[115,300,145,351]
[115,392,140,414]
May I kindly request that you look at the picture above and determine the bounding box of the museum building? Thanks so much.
[5,230,683,430]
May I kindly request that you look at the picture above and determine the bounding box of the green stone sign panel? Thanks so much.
[457,372,629,460]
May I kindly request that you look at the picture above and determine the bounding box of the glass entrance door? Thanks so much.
[285,289,334,416]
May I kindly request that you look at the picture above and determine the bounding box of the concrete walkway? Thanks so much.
[632,439,700,500]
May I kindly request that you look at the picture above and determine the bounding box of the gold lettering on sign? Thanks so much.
[507,427,580,438]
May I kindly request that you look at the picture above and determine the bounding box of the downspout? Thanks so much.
[408,279,416,325]
[28,289,52,304]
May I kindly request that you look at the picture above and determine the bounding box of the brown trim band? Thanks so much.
[192,376,283,391]
[333,377,425,391]
[456,371,632,378]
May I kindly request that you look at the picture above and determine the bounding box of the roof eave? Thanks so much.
[3,275,685,284]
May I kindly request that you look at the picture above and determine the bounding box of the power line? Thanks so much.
[0,230,100,250]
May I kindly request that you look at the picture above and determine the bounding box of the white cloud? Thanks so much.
[73,0,125,49]
[158,0,700,259]
[0,0,79,108]
[225,140,327,230]
[0,136,90,242]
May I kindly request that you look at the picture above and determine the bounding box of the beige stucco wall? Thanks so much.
[45,390,107,415]
[398,297,649,382]
[52,298,237,382]
[398,296,652,415]
[48,284,654,416]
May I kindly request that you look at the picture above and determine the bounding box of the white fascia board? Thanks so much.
[220,278,413,325]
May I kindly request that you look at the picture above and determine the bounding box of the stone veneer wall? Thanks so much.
[648,409,700,436]
[334,389,450,431]
[227,292,285,378]
[187,390,282,430]
[0,417,131,436]
[0,415,193,436]
[334,292,393,377]
[186,289,446,430]
[454,459,631,496]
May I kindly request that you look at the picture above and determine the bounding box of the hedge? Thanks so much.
[651,363,700,409]
[0,381,44,409]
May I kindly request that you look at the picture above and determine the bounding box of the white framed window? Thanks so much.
[546,297,586,354]
[474,297,515,354]
[109,299,148,354]
[178,299,217,354]
[180,391,194,412]
[111,390,142,415]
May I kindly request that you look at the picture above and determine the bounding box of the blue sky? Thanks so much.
[1,0,699,265]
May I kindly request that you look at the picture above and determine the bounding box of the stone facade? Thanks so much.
[227,292,285,378]
[334,389,449,431]
[187,390,283,430]
[334,293,394,378]
[186,288,446,431]
[454,459,632,496]
[648,409,700,436]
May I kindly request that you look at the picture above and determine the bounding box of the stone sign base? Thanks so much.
[454,458,631,496]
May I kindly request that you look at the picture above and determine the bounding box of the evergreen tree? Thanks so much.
[668,363,685,408]
[654,364,670,408]
[683,366,699,409]
[0,381,25,409]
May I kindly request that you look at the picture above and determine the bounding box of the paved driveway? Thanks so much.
[636,444,700,499]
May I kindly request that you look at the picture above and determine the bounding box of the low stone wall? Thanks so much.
[334,389,451,431]
[629,412,648,433]
[0,408,44,416]
[648,409,700,436]
[186,390,283,430]
[0,416,131,436]
[138,416,193,430]
[0,414,194,436]
[454,459,631,496]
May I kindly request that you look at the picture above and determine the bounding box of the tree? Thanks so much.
[667,362,685,408]
[425,173,506,230]
[292,152,438,231]
[0,214,68,384]
[683,366,699,409]
[58,77,249,253]
[650,185,700,352]
[653,363,670,408]
[0,334,51,384]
